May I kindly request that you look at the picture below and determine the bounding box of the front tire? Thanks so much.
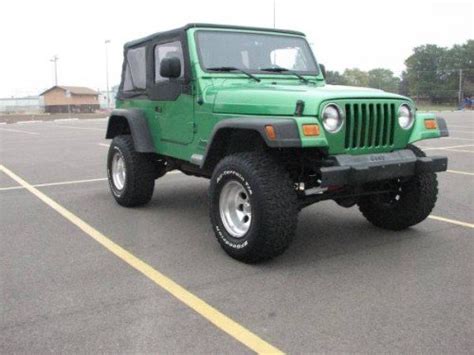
[209,152,298,263]
[107,135,155,207]
[357,145,438,230]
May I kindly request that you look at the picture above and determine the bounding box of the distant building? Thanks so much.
[98,85,118,110]
[0,96,44,113]
[40,86,100,113]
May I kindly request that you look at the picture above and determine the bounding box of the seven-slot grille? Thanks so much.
[344,102,397,149]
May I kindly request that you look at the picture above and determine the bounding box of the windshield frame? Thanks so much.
[194,29,320,77]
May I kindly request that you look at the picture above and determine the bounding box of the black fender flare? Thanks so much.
[436,117,449,137]
[199,117,301,168]
[105,109,155,153]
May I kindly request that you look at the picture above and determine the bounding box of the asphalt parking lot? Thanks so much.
[1,112,473,353]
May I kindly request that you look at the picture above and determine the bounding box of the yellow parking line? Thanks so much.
[447,170,474,176]
[429,215,474,229]
[0,178,107,191]
[0,164,283,355]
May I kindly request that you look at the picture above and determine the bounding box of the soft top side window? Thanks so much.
[154,41,184,83]
[123,46,146,91]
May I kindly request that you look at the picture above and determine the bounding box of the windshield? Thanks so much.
[195,30,319,75]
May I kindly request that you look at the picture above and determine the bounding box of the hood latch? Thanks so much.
[294,100,305,116]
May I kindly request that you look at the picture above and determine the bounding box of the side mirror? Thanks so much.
[160,57,181,79]
[319,63,326,79]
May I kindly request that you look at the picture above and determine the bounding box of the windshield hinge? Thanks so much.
[295,100,305,116]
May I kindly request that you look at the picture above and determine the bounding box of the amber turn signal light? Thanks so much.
[424,119,437,129]
[265,125,277,140]
[302,124,320,136]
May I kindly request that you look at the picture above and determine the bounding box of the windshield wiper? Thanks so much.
[207,66,261,82]
[260,66,311,84]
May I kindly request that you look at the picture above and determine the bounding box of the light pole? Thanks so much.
[458,69,463,105]
[273,0,276,28]
[105,40,111,110]
[50,55,59,86]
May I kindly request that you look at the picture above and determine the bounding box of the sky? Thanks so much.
[0,0,472,97]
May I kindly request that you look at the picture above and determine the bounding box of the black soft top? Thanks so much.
[124,23,306,48]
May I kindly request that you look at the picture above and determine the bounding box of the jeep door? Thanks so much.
[148,40,194,145]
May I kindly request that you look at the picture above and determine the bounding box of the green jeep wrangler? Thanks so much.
[106,23,449,263]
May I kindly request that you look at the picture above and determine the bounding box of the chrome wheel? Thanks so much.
[111,150,126,190]
[219,180,252,238]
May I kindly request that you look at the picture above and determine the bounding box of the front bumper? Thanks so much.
[319,149,448,187]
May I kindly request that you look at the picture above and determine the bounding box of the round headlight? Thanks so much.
[322,104,344,133]
[398,104,414,129]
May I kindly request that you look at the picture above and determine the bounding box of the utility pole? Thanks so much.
[105,40,111,110]
[273,0,276,28]
[50,55,59,86]
[458,69,463,105]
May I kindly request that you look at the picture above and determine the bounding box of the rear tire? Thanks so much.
[357,145,438,230]
[107,135,155,207]
[209,152,298,263]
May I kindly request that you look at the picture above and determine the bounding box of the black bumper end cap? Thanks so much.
[416,156,448,173]
[436,117,450,137]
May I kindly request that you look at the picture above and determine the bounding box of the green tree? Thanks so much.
[404,41,474,103]
[367,68,400,93]
[404,44,448,102]
[325,70,347,85]
[442,40,474,98]
[399,71,409,96]
[342,68,369,87]
[405,44,458,103]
